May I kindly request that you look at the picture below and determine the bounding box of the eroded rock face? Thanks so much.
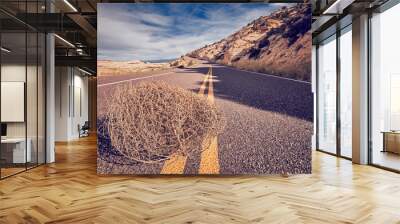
[104,82,226,163]
[187,4,312,81]
[170,56,201,68]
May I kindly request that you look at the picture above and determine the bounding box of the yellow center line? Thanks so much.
[198,68,211,96]
[199,66,220,174]
[207,67,214,103]
[161,67,211,174]
[160,154,187,174]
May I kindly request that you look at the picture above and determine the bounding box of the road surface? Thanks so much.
[97,62,313,175]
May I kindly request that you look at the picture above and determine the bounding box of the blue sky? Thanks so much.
[98,3,292,61]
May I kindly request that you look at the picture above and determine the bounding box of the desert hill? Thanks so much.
[178,4,311,81]
[98,60,170,76]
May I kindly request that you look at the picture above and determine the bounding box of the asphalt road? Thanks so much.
[97,62,313,175]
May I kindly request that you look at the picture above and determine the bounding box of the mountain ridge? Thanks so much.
[178,4,312,81]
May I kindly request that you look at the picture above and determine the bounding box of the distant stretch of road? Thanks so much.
[97,62,313,175]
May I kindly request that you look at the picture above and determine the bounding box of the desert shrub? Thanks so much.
[187,60,194,67]
[104,82,225,163]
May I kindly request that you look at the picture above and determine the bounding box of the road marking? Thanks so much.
[199,66,220,174]
[198,68,211,95]
[160,69,211,174]
[97,72,174,87]
[207,66,214,103]
[222,66,311,85]
[160,153,187,174]
[199,137,219,174]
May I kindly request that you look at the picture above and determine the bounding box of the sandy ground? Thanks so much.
[98,60,171,76]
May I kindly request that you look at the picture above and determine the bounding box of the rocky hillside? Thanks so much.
[170,56,200,68]
[186,4,311,81]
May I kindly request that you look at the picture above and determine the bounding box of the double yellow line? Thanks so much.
[161,66,220,174]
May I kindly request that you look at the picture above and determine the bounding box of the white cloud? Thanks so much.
[98,3,290,61]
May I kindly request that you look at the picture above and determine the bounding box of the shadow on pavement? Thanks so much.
[181,64,313,122]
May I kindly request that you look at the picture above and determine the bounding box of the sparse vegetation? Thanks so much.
[98,60,171,76]
[170,56,199,68]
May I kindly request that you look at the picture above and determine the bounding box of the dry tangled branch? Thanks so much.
[105,81,225,163]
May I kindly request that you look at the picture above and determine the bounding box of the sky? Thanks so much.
[98,3,292,61]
